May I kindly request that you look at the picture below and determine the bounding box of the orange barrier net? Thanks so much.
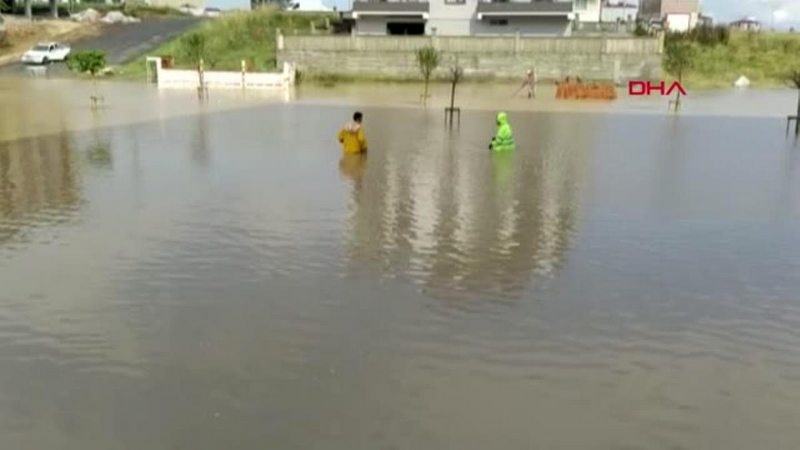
[556,81,617,100]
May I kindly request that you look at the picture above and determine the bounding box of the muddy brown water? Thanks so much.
[2,78,800,449]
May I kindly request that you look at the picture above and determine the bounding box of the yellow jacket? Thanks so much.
[338,122,367,154]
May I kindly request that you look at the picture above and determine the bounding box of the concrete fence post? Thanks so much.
[241,59,246,90]
[276,29,284,51]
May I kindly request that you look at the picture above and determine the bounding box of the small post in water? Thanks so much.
[241,59,247,91]
[444,58,463,128]
[197,58,207,101]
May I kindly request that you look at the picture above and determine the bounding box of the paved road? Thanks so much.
[0,18,203,77]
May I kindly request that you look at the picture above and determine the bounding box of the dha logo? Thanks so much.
[628,81,687,96]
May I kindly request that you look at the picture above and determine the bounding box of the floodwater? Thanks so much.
[2,78,800,450]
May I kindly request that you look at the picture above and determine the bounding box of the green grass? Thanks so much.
[71,2,190,19]
[670,31,800,88]
[116,7,336,81]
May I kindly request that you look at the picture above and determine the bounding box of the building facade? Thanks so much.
[638,0,701,32]
[729,17,760,32]
[573,0,600,22]
[601,0,637,23]
[347,0,576,36]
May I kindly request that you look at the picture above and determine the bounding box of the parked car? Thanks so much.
[20,42,71,65]
[178,3,204,16]
[203,7,221,17]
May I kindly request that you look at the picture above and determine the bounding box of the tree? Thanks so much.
[24,0,31,20]
[663,39,694,112]
[787,69,800,135]
[66,50,106,108]
[66,50,106,79]
[446,57,463,126]
[415,45,440,106]
[180,32,206,67]
[49,0,57,18]
[180,32,209,99]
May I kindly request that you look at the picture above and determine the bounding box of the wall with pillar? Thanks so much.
[277,33,663,82]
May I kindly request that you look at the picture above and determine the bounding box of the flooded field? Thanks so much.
[2,78,800,449]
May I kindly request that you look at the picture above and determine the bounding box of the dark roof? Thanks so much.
[730,18,759,24]
[351,1,429,14]
[477,1,573,15]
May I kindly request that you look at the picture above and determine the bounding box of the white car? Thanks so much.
[20,42,71,65]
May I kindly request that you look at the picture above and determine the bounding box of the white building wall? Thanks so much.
[602,5,638,22]
[427,0,479,35]
[573,0,600,22]
[355,16,391,35]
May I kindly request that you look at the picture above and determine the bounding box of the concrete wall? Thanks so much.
[470,17,572,36]
[149,57,296,90]
[277,35,663,82]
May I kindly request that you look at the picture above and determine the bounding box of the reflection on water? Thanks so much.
[0,131,82,245]
[343,112,587,301]
[1,96,800,449]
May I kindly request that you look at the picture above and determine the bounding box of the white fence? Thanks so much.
[146,57,297,90]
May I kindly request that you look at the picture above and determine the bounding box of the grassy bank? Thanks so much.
[117,7,335,81]
[668,30,800,88]
[0,3,187,19]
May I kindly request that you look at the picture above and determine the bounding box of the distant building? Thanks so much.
[573,0,601,23]
[344,0,577,37]
[148,0,205,9]
[639,0,701,32]
[601,0,637,23]
[287,0,333,11]
[729,17,761,32]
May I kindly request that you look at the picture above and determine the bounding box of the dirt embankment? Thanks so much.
[0,17,103,65]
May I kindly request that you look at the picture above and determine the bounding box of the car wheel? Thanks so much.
[42,57,50,65]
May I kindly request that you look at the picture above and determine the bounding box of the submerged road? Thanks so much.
[0,17,203,76]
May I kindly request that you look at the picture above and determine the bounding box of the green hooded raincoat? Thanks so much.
[490,112,515,152]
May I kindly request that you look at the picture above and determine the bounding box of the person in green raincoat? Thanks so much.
[489,112,515,152]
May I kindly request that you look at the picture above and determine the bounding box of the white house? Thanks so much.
[573,0,601,23]
[729,17,760,32]
[639,0,701,32]
[346,0,577,36]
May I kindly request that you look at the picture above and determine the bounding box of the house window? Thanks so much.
[575,0,588,10]
[489,19,508,26]
[445,0,466,4]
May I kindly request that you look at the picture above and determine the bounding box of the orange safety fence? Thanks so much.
[555,81,617,100]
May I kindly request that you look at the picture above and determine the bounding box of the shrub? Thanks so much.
[66,50,106,78]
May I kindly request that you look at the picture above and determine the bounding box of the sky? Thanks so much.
[706,0,800,27]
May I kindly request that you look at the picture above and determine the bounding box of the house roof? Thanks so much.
[731,17,759,24]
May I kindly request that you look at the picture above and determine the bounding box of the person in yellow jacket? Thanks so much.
[337,111,368,154]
